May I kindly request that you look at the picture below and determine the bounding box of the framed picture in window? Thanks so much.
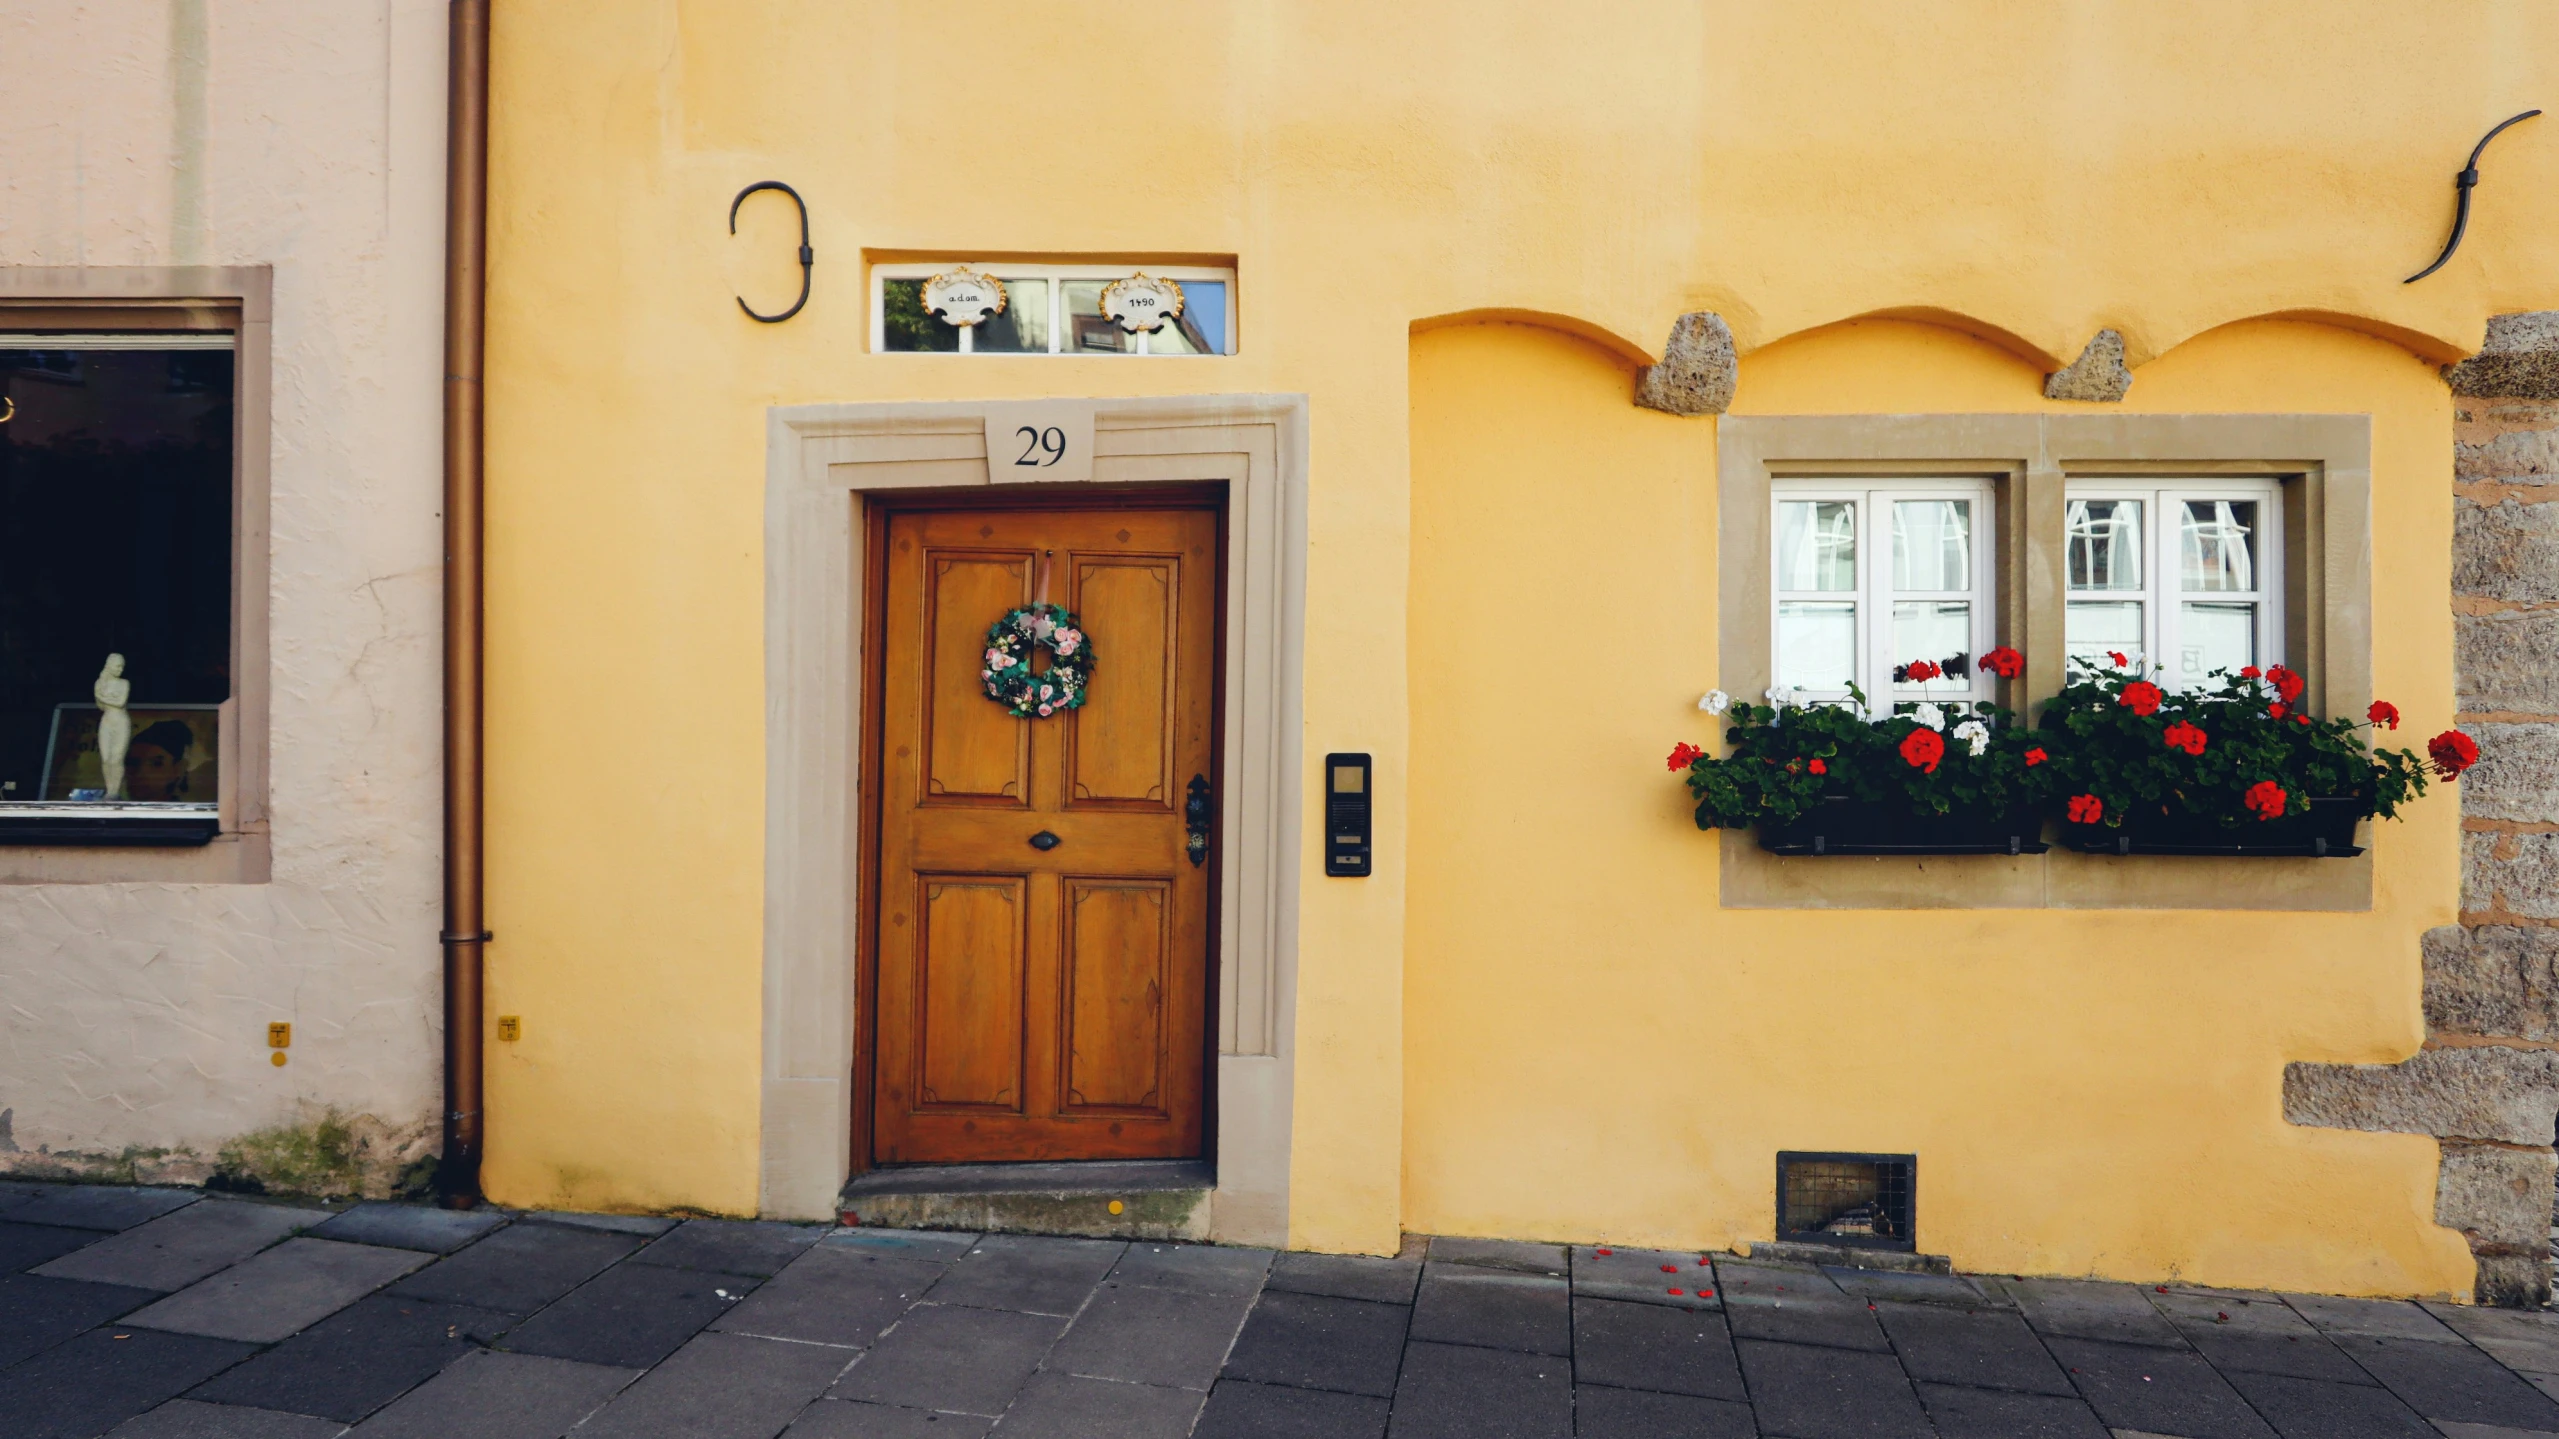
[40,703,220,804]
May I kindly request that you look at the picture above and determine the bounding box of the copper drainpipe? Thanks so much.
[439,0,491,1209]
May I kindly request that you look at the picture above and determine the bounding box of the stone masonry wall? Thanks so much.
[2285,314,2559,1307]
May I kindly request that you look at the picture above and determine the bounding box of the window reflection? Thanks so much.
[1062,282,1133,353]
[1892,601,1969,678]
[2179,602,2255,679]
[970,279,1050,354]
[2066,499,2141,590]
[2180,500,2256,593]
[1776,501,1856,592]
[1777,602,1856,690]
[1890,500,1969,591]
[880,279,958,352]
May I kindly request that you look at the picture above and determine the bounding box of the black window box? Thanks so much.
[0,805,222,847]
[2059,795,2365,858]
[1754,796,2048,856]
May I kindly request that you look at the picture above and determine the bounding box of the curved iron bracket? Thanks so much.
[2405,110,2541,283]
[729,180,813,322]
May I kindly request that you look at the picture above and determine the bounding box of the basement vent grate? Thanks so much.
[1777,1151,1916,1252]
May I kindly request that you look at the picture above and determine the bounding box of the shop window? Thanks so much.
[2065,480,2281,687]
[0,331,233,840]
[873,264,1236,356]
[1770,478,1997,711]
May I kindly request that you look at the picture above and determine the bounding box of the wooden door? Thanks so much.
[870,503,1219,1164]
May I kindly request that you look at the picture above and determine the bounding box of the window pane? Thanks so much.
[1890,499,1970,591]
[1776,602,1856,691]
[1891,601,1969,680]
[970,278,1050,354]
[1,346,232,806]
[1063,281,1135,354]
[2066,600,2143,674]
[2178,602,2256,682]
[880,279,959,352]
[2180,499,2258,592]
[1775,501,1856,592]
[2067,498,2142,590]
[1147,280,1226,355]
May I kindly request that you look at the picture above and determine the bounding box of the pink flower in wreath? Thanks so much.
[1054,630,1081,655]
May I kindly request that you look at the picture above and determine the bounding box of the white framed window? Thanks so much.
[870,263,1236,356]
[1770,478,1998,711]
[2064,479,2281,687]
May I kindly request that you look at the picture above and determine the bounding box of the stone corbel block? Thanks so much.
[2447,312,2559,399]
[1633,312,1737,416]
[2282,1046,2559,1147]
[2043,330,2133,403]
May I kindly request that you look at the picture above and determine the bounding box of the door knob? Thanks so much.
[1185,775,1212,868]
[1028,830,1061,851]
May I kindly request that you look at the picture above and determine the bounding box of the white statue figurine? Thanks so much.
[94,654,131,800]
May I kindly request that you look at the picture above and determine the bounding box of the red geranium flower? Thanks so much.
[2267,665,2305,702]
[1904,659,1942,682]
[1667,743,1705,771]
[2108,651,2130,668]
[2293,714,2310,726]
[2244,780,2288,820]
[2066,793,2103,824]
[2163,721,2207,756]
[1981,646,2025,679]
[2367,700,2400,730]
[2240,665,2262,679]
[1808,758,1826,775]
[1899,728,1945,773]
[2429,729,2480,779]
[2118,680,2164,716]
[2267,702,2287,721]
[2023,747,2048,767]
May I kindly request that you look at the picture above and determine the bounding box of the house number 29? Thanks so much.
[1015,425,1068,467]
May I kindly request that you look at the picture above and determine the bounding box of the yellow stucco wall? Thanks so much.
[1408,316,2466,1295]
[481,0,2555,1288]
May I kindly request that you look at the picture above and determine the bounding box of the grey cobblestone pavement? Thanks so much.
[8,1179,2559,1437]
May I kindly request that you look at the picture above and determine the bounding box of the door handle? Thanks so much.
[1185,775,1212,868]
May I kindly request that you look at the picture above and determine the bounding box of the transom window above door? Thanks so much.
[1770,478,1997,710]
[872,263,1236,356]
[2065,480,2281,687]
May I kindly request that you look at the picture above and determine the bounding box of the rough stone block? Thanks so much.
[2459,423,2559,482]
[2435,1141,2557,1255]
[1632,312,1736,417]
[2284,1047,2559,1145]
[2043,329,2134,403]
[2425,925,2559,1040]
[2447,312,2559,399]
[2457,609,2559,715]
[2465,830,2559,919]
[2454,498,2559,604]
[2473,1252,2554,1310]
[2458,723,2559,823]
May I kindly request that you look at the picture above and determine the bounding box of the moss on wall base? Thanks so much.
[0,1107,436,1201]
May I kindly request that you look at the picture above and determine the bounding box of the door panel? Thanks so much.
[1068,558,1176,807]
[872,503,1218,1164]
[914,875,1026,1111]
[1061,878,1170,1114]
[922,554,1033,803]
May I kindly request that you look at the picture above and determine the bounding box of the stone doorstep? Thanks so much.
[838,1160,1212,1242]
[1741,1239,1955,1275]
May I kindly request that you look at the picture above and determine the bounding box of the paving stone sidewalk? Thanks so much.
[8,1179,2559,1437]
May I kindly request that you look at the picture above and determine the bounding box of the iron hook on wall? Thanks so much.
[729,180,813,322]
[2405,109,2541,283]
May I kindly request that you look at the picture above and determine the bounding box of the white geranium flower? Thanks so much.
[1953,719,1990,756]
[1913,702,1946,732]
[1698,689,1731,715]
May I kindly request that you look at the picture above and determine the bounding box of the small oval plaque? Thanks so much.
[1028,830,1062,851]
